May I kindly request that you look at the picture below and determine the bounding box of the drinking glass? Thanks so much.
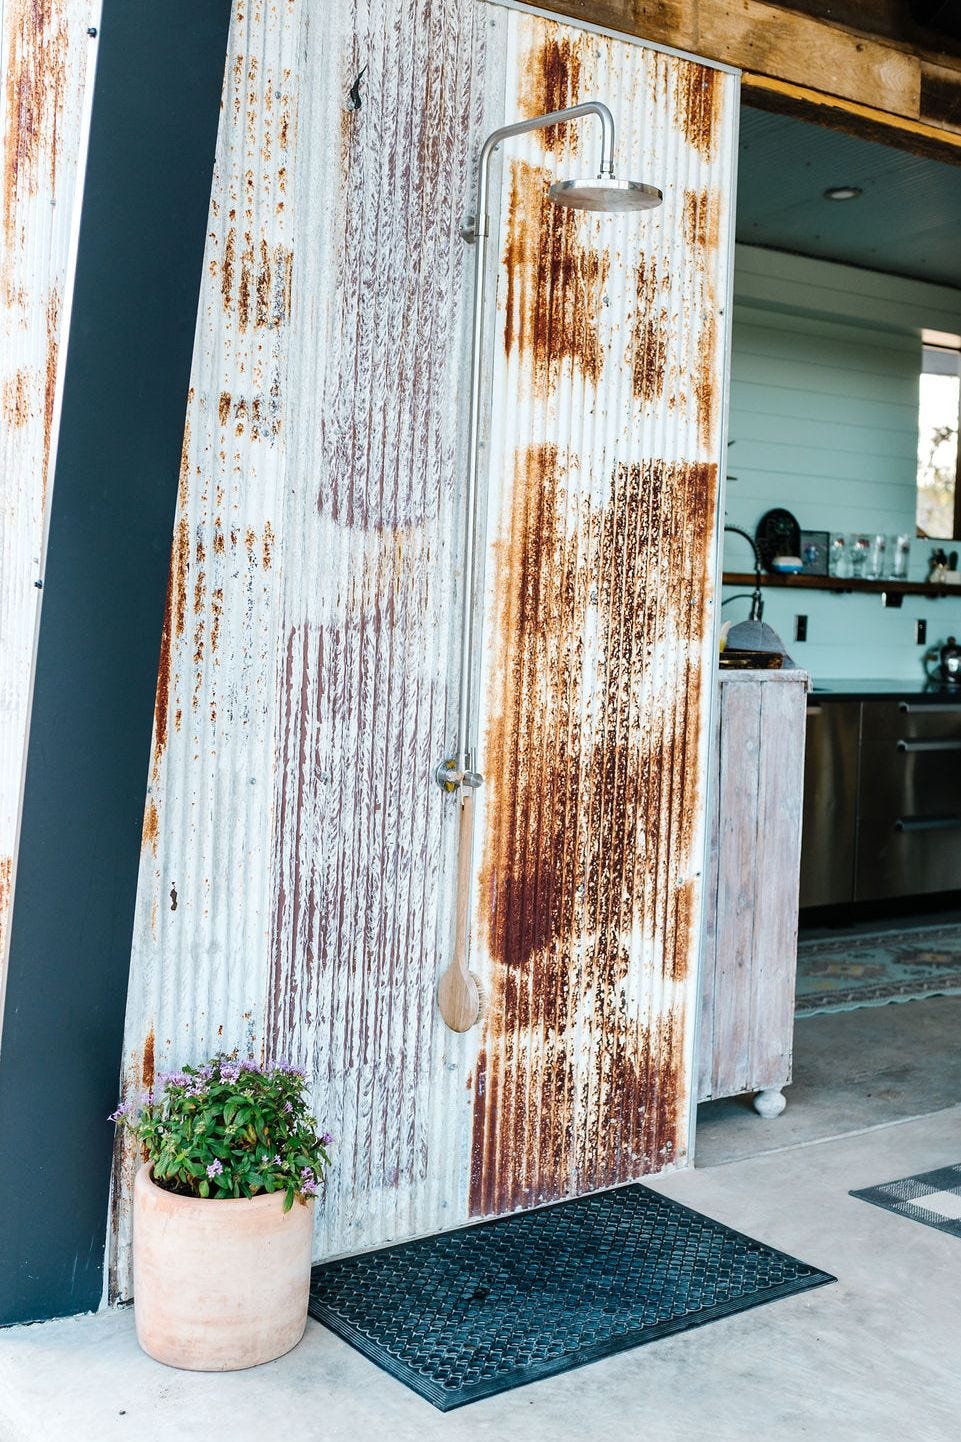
[889,534,910,580]
[849,534,870,578]
[829,533,849,578]
[867,533,887,580]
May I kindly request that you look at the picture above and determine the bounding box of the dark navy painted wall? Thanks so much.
[0,0,231,1325]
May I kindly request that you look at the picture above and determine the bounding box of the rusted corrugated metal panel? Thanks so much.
[0,0,97,1015]
[263,0,493,1260]
[112,0,301,1297]
[115,0,735,1292]
[467,12,736,1217]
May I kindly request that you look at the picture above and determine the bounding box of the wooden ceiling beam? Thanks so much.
[536,0,961,155]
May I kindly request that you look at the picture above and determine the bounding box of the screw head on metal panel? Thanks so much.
[87,26,97,36]
[34,579,43,589]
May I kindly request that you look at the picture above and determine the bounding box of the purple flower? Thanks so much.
[220,1062,241,1083]
[320,1132,332,1147]
[273,1154,281,1165]
[300,1178,318,1197]
[239,1059,261,1073]
[283,1101,293,1114]
[107,1100,130,1122]
[206,1159,223,1179]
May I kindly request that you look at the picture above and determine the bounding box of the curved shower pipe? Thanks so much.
[435,102,661,1032]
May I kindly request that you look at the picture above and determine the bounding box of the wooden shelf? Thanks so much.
[722,571,961,599]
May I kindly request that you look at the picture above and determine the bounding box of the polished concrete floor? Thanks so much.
[1,1101,960,1442]
[4,981,960,1442]
[696,994,961,1166]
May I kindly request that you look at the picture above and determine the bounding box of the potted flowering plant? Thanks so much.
[111,1054,331,1371]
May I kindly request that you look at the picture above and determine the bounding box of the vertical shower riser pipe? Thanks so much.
[437,102,618,796]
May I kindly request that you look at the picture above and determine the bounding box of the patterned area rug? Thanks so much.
[851,1164,961,1239]
[795,923,961,1017]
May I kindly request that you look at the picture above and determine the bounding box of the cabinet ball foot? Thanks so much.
[753,1088,787,1119]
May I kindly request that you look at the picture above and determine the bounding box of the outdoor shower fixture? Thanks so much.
[435,102,662,1033]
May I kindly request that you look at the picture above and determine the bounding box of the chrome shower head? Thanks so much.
[549,176,662,213]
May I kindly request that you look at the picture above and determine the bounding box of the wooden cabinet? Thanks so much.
[697,668,809,1115]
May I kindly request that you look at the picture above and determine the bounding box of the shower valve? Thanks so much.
[435,758,484,793]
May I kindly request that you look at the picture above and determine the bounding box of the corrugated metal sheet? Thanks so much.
[114,0,735,1295]
[468,15,734,1216]
[0,0,97,1018]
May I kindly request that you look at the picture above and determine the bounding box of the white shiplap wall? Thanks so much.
[723,246,961,681]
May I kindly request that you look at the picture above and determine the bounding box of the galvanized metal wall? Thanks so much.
[468,16,734,1216]
[0,0,96,1015]
[115,0,735,1294]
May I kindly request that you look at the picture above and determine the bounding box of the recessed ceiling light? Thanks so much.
[823,185,862,201]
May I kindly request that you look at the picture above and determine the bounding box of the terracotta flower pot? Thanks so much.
[133,1163,314,1370]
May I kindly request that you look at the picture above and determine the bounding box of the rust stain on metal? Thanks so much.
[0,855,12,956]
[673,62,722,161]
[218,391,231,426]
[222,228,236,311]
[694,308,718,449]
[3,0,68,242]
[262,520,274,569]
[210,586,223,654]
[469,444,716,1215]
[255,239,272,327]
[238,235,254,329]
[520,34,583,152]
[177,402,192,511]
[141,1028,155,1093]
[141,799,159,856]
[152,517,189,777]
[682,189,721,253]
[173,517,189,637]
[503,160,609,394]
[41,287,60,507]
[2,367,32,427]
[630,255,670,404]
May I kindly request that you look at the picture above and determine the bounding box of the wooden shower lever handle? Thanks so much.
[437,789,484,1032]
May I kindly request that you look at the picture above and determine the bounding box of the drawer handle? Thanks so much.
[896,738,961,752]
[900,702,961,714]
[805,705,823,716]
[895,816,961,832]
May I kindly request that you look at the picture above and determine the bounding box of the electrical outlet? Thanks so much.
[917,618,927,645]
[795,615,808,643]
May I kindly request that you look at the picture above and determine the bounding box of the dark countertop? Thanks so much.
[812,677,961,702]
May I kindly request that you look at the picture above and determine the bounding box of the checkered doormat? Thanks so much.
[851,1164,961,1238]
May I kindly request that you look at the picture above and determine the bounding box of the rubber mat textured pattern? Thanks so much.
[308,1183,834,1409]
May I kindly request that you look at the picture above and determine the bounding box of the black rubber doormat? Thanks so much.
[308,1184,834,1410]
[851,1162,961,1238]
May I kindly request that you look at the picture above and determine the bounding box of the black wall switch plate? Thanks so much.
[795,615,807,642]
[917,618,927,644]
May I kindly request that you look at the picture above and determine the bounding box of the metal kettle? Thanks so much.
[926,636,961,684]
